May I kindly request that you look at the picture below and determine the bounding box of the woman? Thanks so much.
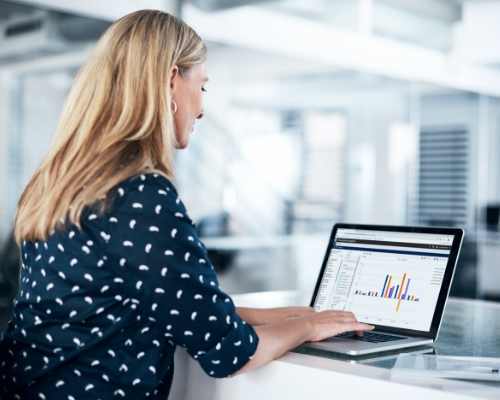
[0,10,373,399]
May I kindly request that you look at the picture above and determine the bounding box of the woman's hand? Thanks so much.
[303,310,374,342]
[236,307,373,341]
[235,309,374,375]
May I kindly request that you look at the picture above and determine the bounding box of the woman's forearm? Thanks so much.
[236,307,275,325]
[236,306,314,326]
[234,317,311,375]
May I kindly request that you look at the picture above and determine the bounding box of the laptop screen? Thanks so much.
[313,228,456,332]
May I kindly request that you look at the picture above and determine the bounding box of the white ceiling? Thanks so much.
[2,0,500,96]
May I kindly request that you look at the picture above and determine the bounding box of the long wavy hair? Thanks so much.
[14,9,206,244]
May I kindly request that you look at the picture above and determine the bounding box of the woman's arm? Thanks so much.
[234,310,374,375]
[236,306,314,326]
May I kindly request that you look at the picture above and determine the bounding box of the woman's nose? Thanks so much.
[197,111,204,120]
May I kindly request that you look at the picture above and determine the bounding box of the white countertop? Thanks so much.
[170,291,500,400]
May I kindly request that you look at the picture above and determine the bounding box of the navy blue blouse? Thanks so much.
[0,173,259,399]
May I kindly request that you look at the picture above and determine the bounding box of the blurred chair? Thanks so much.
[449,237,478,299]
[0,232,20,332]
[485,203,500,231]
[195,211,237,273]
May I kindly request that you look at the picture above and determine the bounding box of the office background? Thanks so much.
[1,0,500,325]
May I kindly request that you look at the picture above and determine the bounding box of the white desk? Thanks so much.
[170,291,500,400]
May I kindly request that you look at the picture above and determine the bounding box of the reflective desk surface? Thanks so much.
[299,293,500,360]
[172,291,500,400]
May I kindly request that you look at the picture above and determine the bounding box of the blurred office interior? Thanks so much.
[1,0,500,328]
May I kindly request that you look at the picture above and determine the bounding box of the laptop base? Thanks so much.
[304,332,433,356]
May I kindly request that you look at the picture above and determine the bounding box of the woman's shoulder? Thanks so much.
[118,171,175,192]
[108,171,188,218]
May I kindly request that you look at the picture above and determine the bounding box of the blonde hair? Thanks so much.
[14,9,206,244]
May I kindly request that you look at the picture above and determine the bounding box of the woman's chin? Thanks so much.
[175,138,189,149]
[173,131,191,149]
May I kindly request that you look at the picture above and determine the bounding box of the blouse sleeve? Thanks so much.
[91,176,259,378]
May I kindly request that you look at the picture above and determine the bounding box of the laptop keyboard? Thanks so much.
[328,331,404,343]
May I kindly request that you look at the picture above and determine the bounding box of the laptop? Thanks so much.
[305,223,464,356]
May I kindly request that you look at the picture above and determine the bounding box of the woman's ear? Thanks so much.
[170,65,179,92]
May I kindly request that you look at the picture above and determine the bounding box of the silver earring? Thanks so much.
[171,100,178,114]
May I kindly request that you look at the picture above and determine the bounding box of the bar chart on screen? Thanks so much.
[353,272,420,312]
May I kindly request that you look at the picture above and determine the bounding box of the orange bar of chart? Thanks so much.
[396,273,407,312]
